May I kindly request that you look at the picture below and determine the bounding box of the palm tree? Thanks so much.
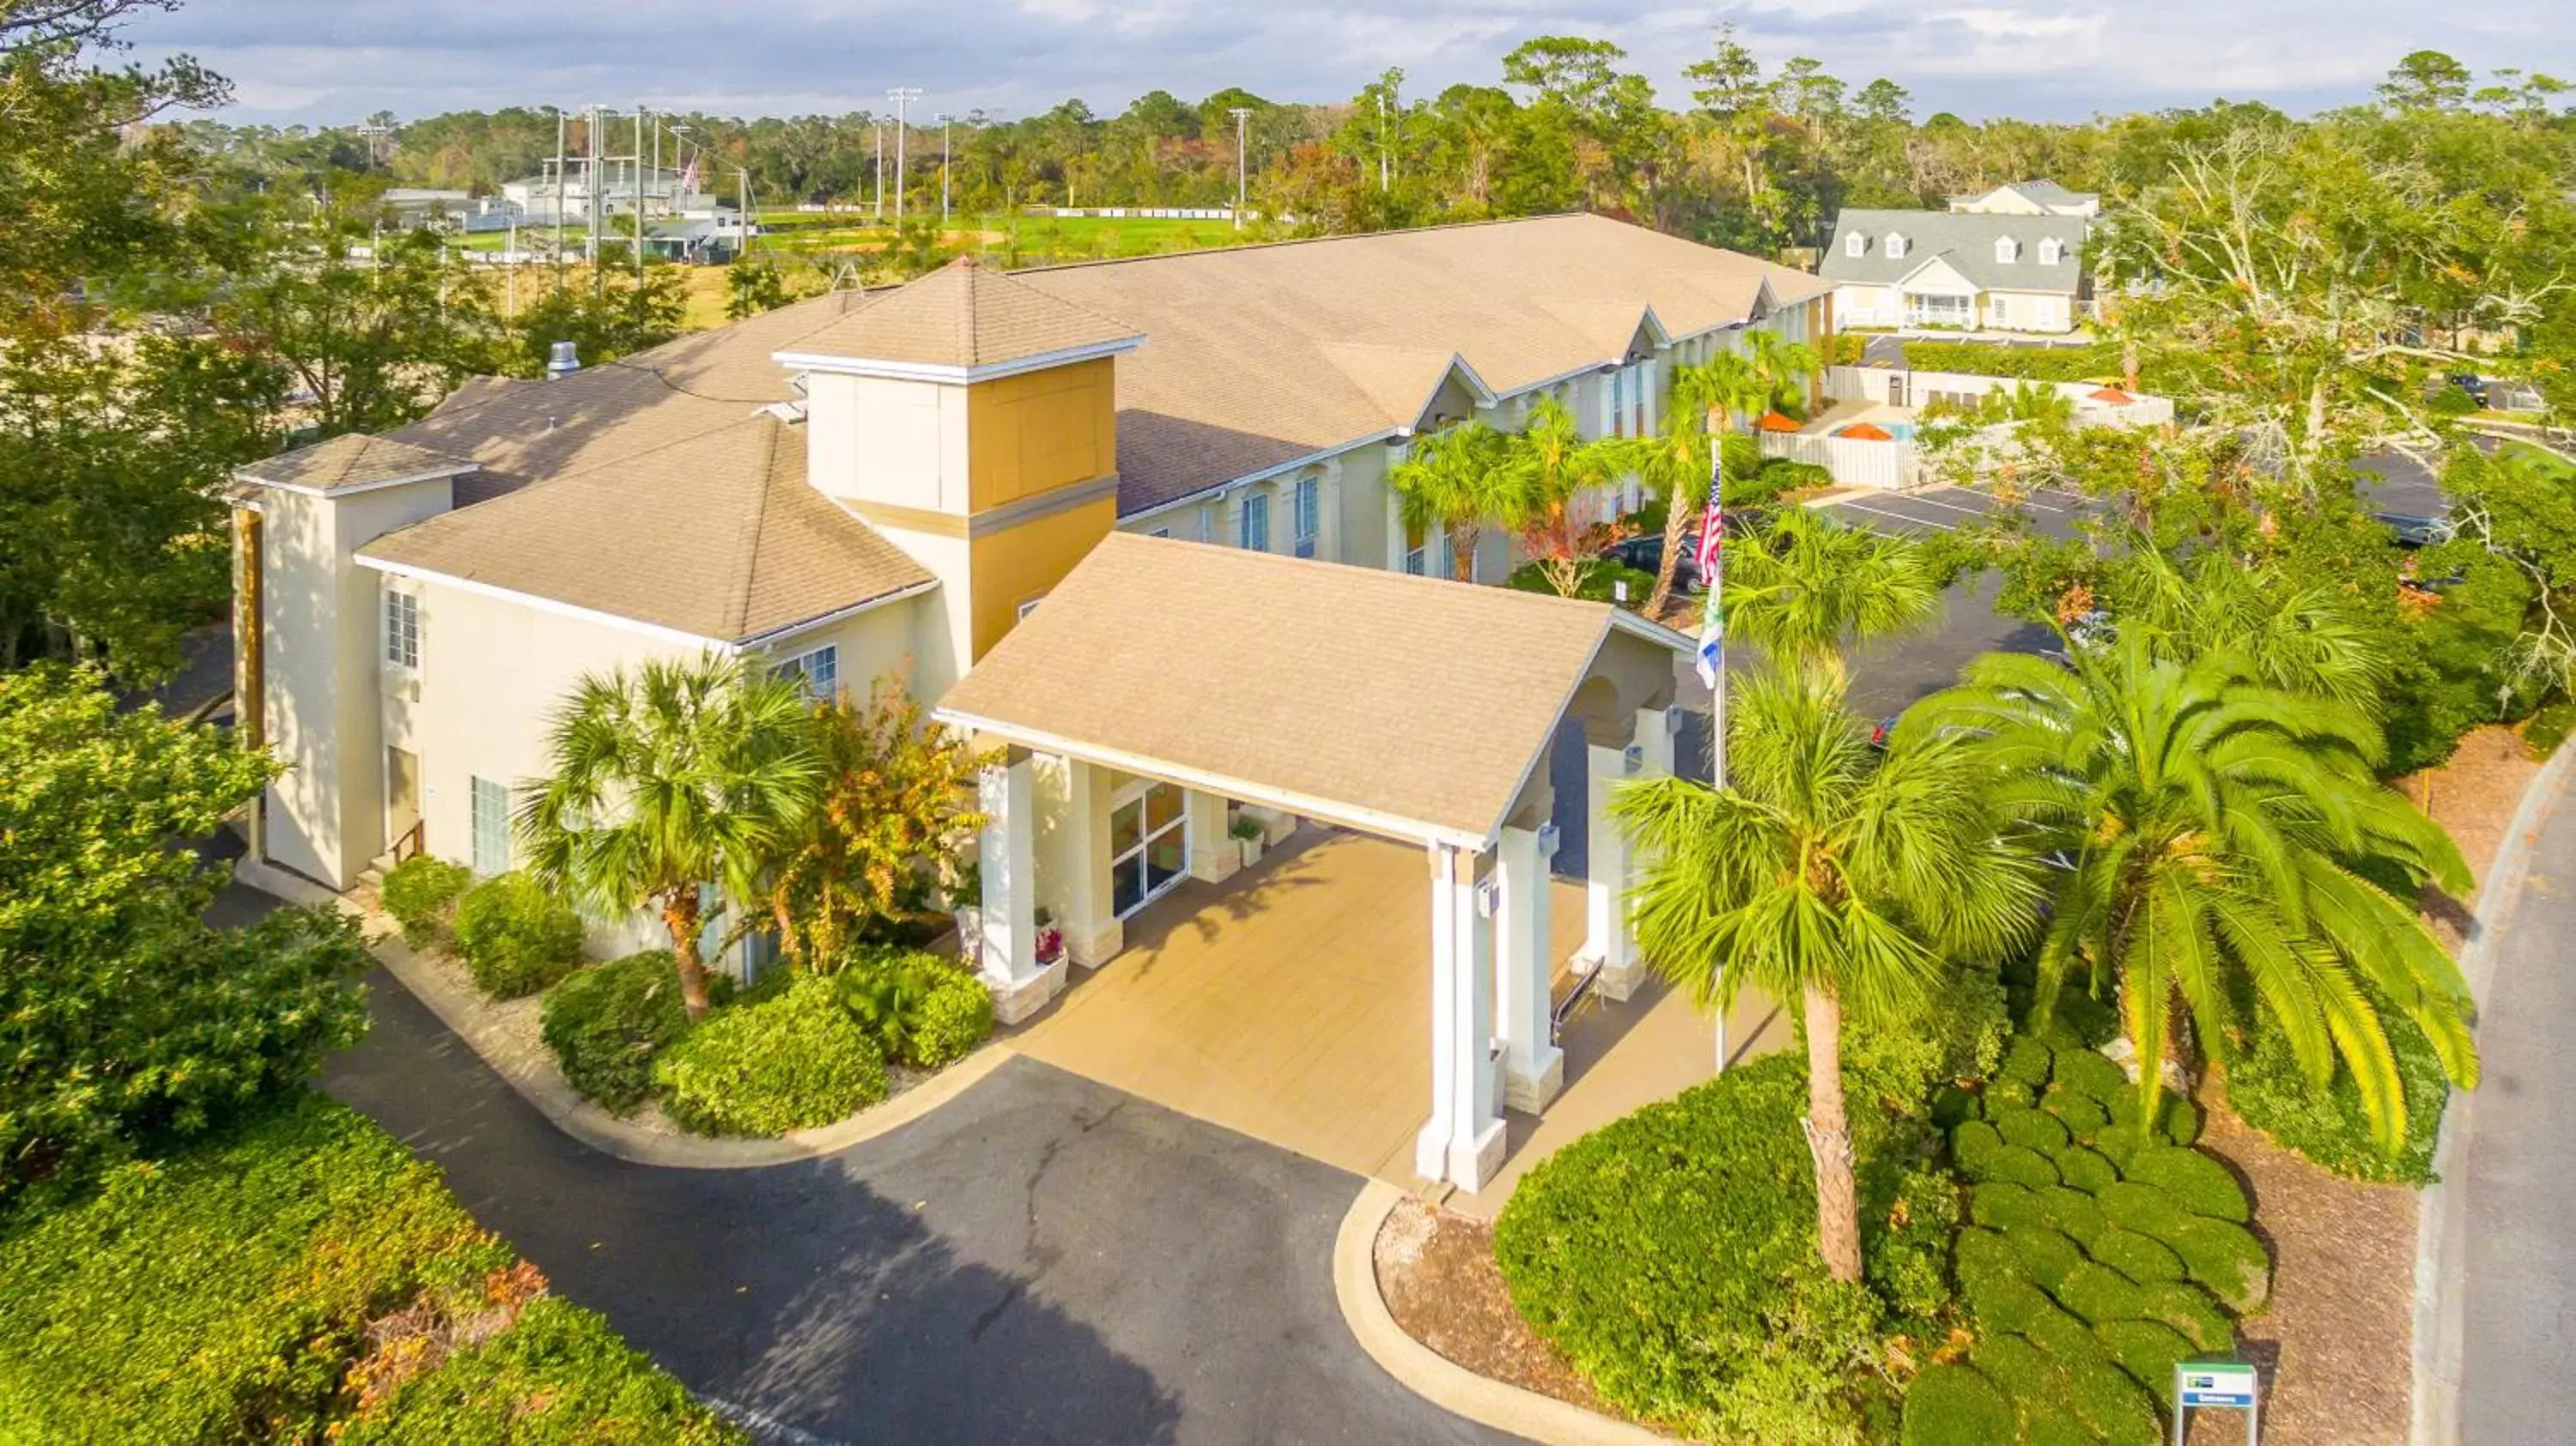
[517,653,823,1019]
[1725,507,1941,677]
[1390,420,1519,582]
[1746,331,1825,416]
[1903,639,2479,1150]
[1615,666,2043,1281]
[2113,546,2392,710]
[1608,354,1774,618]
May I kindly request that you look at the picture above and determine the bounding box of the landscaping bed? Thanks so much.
[0,1091,736,1443]
[1372,1195,1613,1417]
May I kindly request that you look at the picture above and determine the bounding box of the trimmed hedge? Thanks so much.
[832,947,995,1069]
[541,952,692,1114]
[1495,1053,1949,1443]
[339,1297,737,1443]
[451,872,585,999]
[653,975,888,1135]
[1903,1364,2018,1446]
[0,1093,732,1443]
[1913,1031,2269,1442]
[381,856,472,947]
[908,971,996,1068]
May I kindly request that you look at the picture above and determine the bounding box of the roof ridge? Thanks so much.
[717,417,777,639]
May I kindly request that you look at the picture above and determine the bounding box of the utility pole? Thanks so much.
[633,107,646,284]
[586,103,605,297]
[939,112,951,226]
[738,168,755,257]
[1376,92,1388,192]
[1229,106,1251,228]
[552,109,567,286]
[887,88,921,228]
[873,124,884,221]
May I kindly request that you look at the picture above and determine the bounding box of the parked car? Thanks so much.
[2447,373,2491,407]
[1600,533,1698,592]
[2377,511,2452,548]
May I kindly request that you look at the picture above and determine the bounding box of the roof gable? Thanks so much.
[1820,208,2086,294]
[775,257,1142,377]
[239,433,477,496]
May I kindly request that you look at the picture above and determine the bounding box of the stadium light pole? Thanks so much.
[939,112,952,225]
[1229,106,1250,229]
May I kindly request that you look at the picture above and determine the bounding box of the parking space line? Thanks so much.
[1904,492,1998,519]
[1836,499,1955,532]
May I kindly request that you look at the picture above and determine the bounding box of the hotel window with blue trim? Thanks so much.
[1241,492,1270,552]
[778,643,838,702]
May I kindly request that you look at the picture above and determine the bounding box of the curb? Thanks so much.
[363,908,1015,1171]
[1331,1180,1674,1446]
[2410,737,2573,1446]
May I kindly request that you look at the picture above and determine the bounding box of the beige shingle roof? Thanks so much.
[240,432,477,493]
[779,257,1142,370]
[933,532,1629,845]
[360,411,932,642]
[988,213,1825,513]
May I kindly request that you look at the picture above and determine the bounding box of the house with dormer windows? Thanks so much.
[1819,182,2094,334]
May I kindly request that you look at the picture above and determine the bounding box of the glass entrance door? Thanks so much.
[1110,781,1188,918]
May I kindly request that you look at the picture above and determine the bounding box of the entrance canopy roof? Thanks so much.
[933,533,1689,851]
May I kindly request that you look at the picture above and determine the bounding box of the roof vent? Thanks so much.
[546,340,580,380]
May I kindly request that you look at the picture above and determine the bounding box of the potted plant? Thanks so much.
[1230,812,1266,868]
[1033,907,1064,967]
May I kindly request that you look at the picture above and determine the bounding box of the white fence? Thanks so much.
[1825,365,2174,427]
[1758,432,1922,490]
[1042,206,1236,222]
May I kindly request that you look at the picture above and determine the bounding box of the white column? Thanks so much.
[1383,463,1408,573]
[1057,758,1121,969]
[1496,824,1563,1113]
[1416,842,1504,1189]
[1184,787,1239,884]
[976,754,1062,1024]
[1577,708,1677,1002]
[1317,457,1344,563]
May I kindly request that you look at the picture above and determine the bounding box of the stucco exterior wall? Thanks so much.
[804,372,969,513]
[255,477,453,890]
[966,357,1117,511]
[967,494,1117,659]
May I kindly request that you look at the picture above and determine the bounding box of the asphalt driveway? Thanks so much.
[321,969,1520,1446]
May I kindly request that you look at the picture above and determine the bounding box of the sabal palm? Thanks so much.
[1390,420,1521,582]
[2114,546,2391,710]
[1726,507,1941,675]
[517,653,823,1018]
[1746,331,1824,414]
[1615,667,2042,1281]
[1621,354,1772,617]
[1905,639,2477,1150]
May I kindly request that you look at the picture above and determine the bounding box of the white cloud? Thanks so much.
[114,0,2576,125]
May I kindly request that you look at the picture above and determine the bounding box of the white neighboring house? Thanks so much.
[1820,182,2095,334]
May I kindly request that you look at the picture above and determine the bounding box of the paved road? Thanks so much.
[2457,761,2575,1445]
[320,966,1519,1446]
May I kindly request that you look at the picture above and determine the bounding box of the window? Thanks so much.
[1995,236,2020,264]
[2038,236,2063,265]
[1885,233,1908,259]
[777,643,838,702]
[1844,232,1865,257]
[1990,295,2012,325]
[469,775,511,876]
[1196,507,1214,543]
[383,588,419,669]
[1403,519,1429,576]
[1241,492,1270,552]
[1291,476,1320,559]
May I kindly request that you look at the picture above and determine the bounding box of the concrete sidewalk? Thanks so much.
[2438,744,2574,1444]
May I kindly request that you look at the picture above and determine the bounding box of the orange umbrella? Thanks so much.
[1756,410,1802,432]
[2087,386,2136,405]
[1835,422,1894,440]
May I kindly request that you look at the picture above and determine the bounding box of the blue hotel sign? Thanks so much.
[2172,1360,2260,1443]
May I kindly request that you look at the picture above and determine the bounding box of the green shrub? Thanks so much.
[2042,1088,2111,1137]
[451,872,586,999]
[2093,1319,2195,1394]
[1844,966,2010,1115]
[2091,1124,2149,1170]
[1931,1086,1980,1129]
[908,971,996,1068]
[1901,1364,2018,1446]
[832,948,993,1069]
[2031,1185,2109,1246]
[2103,1088,2200,1146]
[2122,1148,2250,1223]
[2131,1280,2233,1351]
[653,975,888,1136]
[339,1297,740,1443]
[382,856,473,947]
[1995,1107,2071,1155]
[1998,1036,2055,1087]
[1953,1119,2004,1171]
[1899,339,2129,384]
[2095,1181,2188,1238]
[1964,1273,2060,1337]
[2050,1049,2129,1103]
[1493,1054,1938,1443]
[1971,1182,2045,1231]
[2225,997,2450,1183]
[540,952,691,1114]
[0,1094,510,1443]
[1978,1144,2062,1191]
[2087,1227,2185,1285]
[2052,1261,2148,1326]
[1987,1078,2037,1110]
[2004,1226,2087,1292]
[2056,1145,2119,1194]
[2525,699,2576,759]
[2160,1216,2271,1313]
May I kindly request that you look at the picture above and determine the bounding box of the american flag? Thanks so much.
[1692,472,1725,688]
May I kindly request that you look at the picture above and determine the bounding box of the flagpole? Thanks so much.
[1694,419,1729,1072]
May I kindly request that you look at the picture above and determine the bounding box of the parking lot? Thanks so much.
[1821,483,2098,542]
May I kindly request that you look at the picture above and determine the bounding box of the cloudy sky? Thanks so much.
[122,0,2576,127]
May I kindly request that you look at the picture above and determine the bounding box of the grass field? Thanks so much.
[754,210,1247,265]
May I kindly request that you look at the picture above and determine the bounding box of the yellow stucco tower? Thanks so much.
[774,257,1140,695]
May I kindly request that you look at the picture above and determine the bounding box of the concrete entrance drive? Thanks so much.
[1012,828,1791,1197]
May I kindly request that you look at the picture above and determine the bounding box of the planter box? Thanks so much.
[1236,835,1266,869]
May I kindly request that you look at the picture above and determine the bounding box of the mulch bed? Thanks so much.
[1372,727,2545,1444]
[1371,1196,1614,1418]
